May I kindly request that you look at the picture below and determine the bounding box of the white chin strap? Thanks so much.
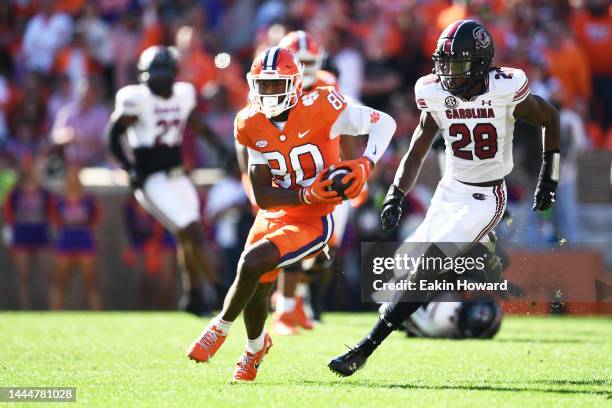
[261,96,285,118]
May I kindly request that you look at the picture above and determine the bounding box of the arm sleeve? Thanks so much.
[414,75,435,112]
[247,148,267,165]
[330,102,396,164]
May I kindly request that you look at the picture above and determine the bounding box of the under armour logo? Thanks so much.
[481,100,492,106]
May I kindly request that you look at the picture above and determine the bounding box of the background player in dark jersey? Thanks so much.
[106,46,225,315]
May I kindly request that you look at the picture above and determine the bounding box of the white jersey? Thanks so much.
[113,82,196,148]
[414,68,530,183]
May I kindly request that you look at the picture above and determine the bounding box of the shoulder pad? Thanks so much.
[234,106,258,148]
[414,74,443,110]
[115,84,146,116]
[173,82,196,98]
[490,67,530,103]
[116,84,146,102]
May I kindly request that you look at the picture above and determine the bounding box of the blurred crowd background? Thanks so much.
[0,0,610,311]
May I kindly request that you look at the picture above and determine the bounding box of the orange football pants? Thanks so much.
[244,211,334,283]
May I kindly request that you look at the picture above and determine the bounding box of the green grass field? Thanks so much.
[1,313,610,407]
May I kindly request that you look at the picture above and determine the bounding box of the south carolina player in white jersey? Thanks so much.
[106,46,223,316]
[329,20,561,376]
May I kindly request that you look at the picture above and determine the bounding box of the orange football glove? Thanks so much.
[340,157,372,199]
[300,171,343,205]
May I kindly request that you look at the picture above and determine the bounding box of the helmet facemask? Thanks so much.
[137,46,178,97]
[432,21,494,97]
[142,68,176,96]
[247,69,303,118]
[434,53,488,95]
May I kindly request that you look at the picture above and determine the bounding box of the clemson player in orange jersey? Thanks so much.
[187,47,396,381]
[269,30,343,334]
[279,30,338,91]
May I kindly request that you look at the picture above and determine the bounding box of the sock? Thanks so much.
[295,283,308,297]
[246,331,265,353]
[210,315,233,336]
[309,281,321,321]
[277,296,296,313]
[358,302,423,357]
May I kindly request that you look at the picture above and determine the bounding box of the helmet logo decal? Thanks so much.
[444,96,459,109]
[473,27,491,49]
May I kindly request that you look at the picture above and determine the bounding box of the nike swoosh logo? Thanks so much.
[298,130,311,138]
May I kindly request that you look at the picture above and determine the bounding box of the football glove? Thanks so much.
[380,184,405,231]
[300,171,342,205]
[340,157,373,199]
[533,149,560,211]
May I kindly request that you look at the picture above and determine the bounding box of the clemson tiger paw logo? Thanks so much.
[370,111,380,124]
[302,91,320,106]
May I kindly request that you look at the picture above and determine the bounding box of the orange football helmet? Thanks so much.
[247,46,303,118]
[278,31,323,89]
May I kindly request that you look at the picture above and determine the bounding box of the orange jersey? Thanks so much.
[234,86,347,218]
[307,70,338,91]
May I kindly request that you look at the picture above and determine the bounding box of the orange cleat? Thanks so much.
[232,333,273,381]
[271,312,299,336]
[291,297,314,330]
[187,324,227,363]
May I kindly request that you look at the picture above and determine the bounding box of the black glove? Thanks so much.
[533,149,560,211]
[381,184,405,231]
[128,168,145,190]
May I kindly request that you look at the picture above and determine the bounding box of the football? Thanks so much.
[324,166,353,200]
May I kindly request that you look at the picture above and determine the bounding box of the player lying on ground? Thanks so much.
[187,46,396,381]
[402,293,502,339]
[329,19,560,376]
[106,46,224,316]
[391,234,505,339]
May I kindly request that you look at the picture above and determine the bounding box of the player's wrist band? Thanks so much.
[541,149,560,182]
[384,184,405,205]
[299,188,312,205]
[362,155,375,169]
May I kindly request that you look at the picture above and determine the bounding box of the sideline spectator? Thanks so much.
[50,78,110,167]
[49,166,101,310]
[3,156,53,309]
[21,0,73,74]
